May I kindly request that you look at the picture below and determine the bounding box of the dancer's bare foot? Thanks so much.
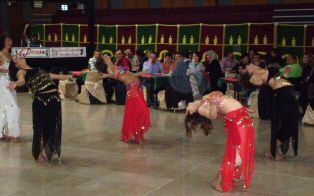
[37,154,49,166]
[211,181,222,192]
[0,135,11,142]
[265,152,274,160]
[10,137,22,143]
[275,154,285,161]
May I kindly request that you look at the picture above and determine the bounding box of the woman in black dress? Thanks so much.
[203,50,223,92]
[242,65,298,160]
[9,58,72,164]
[299,53,313,116]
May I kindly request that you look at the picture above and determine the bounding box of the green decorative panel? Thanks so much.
[178,24,201,52]
[224,24,249,58]
[63,24,79,47]
[137,25,157,52]
[277,24,305,57]
[30,24,45,44]
[98,25,117,53]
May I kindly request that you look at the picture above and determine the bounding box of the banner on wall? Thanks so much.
[276,24,305,57]
[50,47,86,58]
[12,47,86,58]
[12,47,50,58]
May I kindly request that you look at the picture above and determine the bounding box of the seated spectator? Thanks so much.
[175,52,184,63]
[142,52,163,74]
[135,49,146,71]
[249,53,265,68]
[182,51,192,64]
[162,52,176,74]
[187,52,210,100]
[249,49,257,62]
[88,50,102,71]
[203,50,223,92]
[299,53,314,116]
[114,49,131,71]
[187,52,205,74]
[144,50,152,62]
[23,23,42,47]
[232,53,250,74]
[142,52,163,107]
[125,49,141,72]
[220,50,236,74]
[165,59,193,110]
[280,55,302,79]
[266,48,285,68]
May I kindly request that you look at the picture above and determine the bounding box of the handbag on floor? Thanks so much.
[59,79,79,100]
[302,105,314,125]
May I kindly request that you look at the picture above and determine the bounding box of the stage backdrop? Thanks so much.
[30,23,311,59]
[224,24,249,59]
[249,23,274,56]
[200,24,224,59]
[306,25,314,54]
[98,25,117,55]
[276,24,305,57]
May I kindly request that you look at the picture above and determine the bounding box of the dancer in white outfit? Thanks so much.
[0,33,21,142]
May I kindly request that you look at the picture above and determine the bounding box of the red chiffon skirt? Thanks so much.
[122,81,151,142]
[220,107,255,192]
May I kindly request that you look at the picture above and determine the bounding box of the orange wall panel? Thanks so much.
[162,0,194,8]
[31,2,58,15]
[285,0,314,3]
[204,0,216,6]
[99,0,109,9]
[123,0,150,9]
[232,0,268,5]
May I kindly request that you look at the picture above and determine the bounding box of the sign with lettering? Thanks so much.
[12,47,50,58]
[11,47,86,58]
[49,47,86,58]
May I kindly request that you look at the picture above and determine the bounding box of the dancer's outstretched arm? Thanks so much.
[49,73,73,80]
[8,70,26,90]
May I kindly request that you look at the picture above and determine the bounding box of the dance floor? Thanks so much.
[1,93,314,196]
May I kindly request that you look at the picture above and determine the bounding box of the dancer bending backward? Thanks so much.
[242,64,298,161]
[9,57,73,164]
[99,55,151,143]
[185,91,255,192]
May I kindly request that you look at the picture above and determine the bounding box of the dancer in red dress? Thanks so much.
[99,56,151,143]
[185,91,255,192]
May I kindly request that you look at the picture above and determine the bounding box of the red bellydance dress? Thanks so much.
[220,107,255,192]
[121,80,151,142]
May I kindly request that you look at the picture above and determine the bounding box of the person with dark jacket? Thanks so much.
[203,50,224,92]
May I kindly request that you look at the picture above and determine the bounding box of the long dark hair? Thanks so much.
[0,32,11,51]
[239,71,256,90]
[185,112,213,138]
[95,58,108,73]
[9,61,19,81]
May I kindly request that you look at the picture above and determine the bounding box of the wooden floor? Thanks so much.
[0,93,314,196]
